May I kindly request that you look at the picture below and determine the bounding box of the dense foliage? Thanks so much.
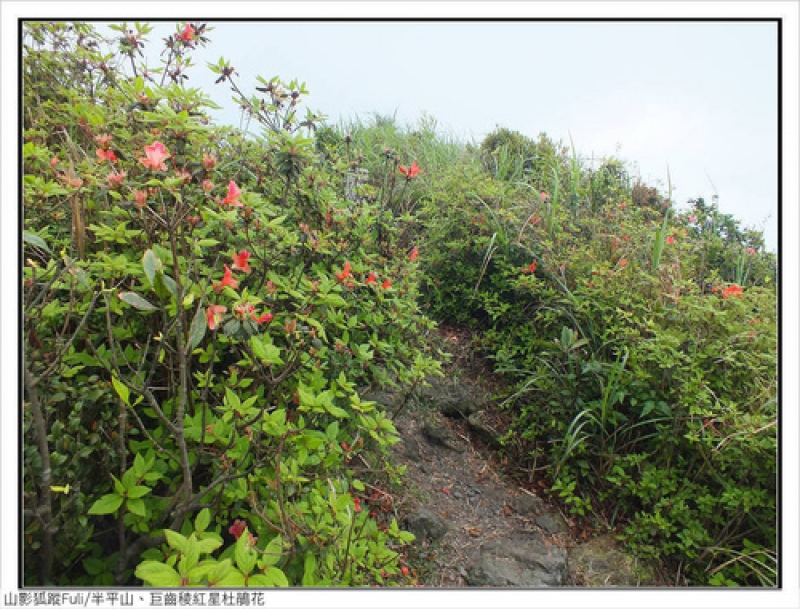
[22,21,778,587]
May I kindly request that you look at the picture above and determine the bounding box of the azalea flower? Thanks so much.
[133,189,148,208]
[721,284,744,299]
[213,265,239,293]
[106,170,126,188]
[206,305,227,331]
[619,259,628,267]
[223,180,243,207]
[540,191,549,202]
[202,152,216,170]
[398,161,421,179]
[365,271,377,285]
[96,148,117,163]
[202,179,215,193]
[177,23,195,43]
[666,236,675,245]
[232,250,252,274]
[228,519,247,540]
[382,279,392,289]
[335,261,352,283]
[522,260,537,274]
[95,134,113,148]
[409,246,419,262]
[746,247,757,256]
[253,311,274,324]
[139,141,171,171]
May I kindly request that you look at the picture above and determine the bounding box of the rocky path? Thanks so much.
[364,332,659,588]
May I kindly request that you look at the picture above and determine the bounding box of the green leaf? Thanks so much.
[195,508,211,533]
[302,554,317,586]
[88,493,124,515]
[234,530,257,574]
[188,307,207,350]
[194,536,223,555]
[135,561,182,587]
[111,375,130,406]
[23,231,52,254]
[250,335,284,366]
[118,291,158,311]
[261,566,289,587]
[164,529,189,553]
[154,271,178,301]
[207,558,234,585]
[126,497,147,517]
[142,249,163,285]
[126,485,152,499]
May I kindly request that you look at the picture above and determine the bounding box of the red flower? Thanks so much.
[522,260,537,274]
[206,305,227,331]
[689,215,697,223]
[365,271,377,285]
[232,250,252,274]
[398,161,421,179]
[381,279,392,290]
[229,519,247,540]
[96,148,117,163]
[620,201,627,209]
[95,134,113,148]
[746,247,757,256]
[202,179,215,193]
[202,152,216,170]
[666,236,675,245]
[409,246,419,262]
[223,180,243,207]
[139,141,171,171]
[619,258,628,267]
[213,265,239,293]
[177,23,195,43]
[401,566,409,576]
[354,498,362,513]
[335,261,352,283]
[133,189,148,208]
[721,284,744,299]
[253,311,274,324]
[106,170,126,188]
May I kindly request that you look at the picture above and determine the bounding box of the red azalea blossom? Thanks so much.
[214,265,239,293]
[229,519,247,540]
[254,311,274,324]
[666,236,675,244]
[620,201,627,209]
[522,260,537,274]
[133,189,148,208]
[689,215,697,223]
[381,279,392,290]
[202,152,217,170]
[95,133,113,148]
[746,247,757,255]
[354,498,362,513]
[206,305,227,331]
[335,261,352,283]
[365,271,377,285]
[96,148,117,163]
[202,179,215,193]
[232,250,252,274]
[139,141,171,171]
[178,23,195,43]
[401,566,409,576]
[721,284,744,299]
[409,246,419,262]
[223,180,243,207]
[619,258,628,267]
[398,161,421,179]
[107,171,126,188]
[540,191,549,202]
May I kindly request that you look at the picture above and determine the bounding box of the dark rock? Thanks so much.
[419,377,486,419]
[567,535,656,587]
[420,414,464,452]
[466,410,502,448]
[466,535,568,587]
[512,492,546,517]
[535,511,570,535]
[405,508,448,543]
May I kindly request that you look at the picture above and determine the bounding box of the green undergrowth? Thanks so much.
[22,21,777,588]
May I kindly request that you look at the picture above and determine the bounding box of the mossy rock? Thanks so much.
[568,535,656,587]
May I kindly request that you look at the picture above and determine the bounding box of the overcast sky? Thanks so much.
[141,19,780,251]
